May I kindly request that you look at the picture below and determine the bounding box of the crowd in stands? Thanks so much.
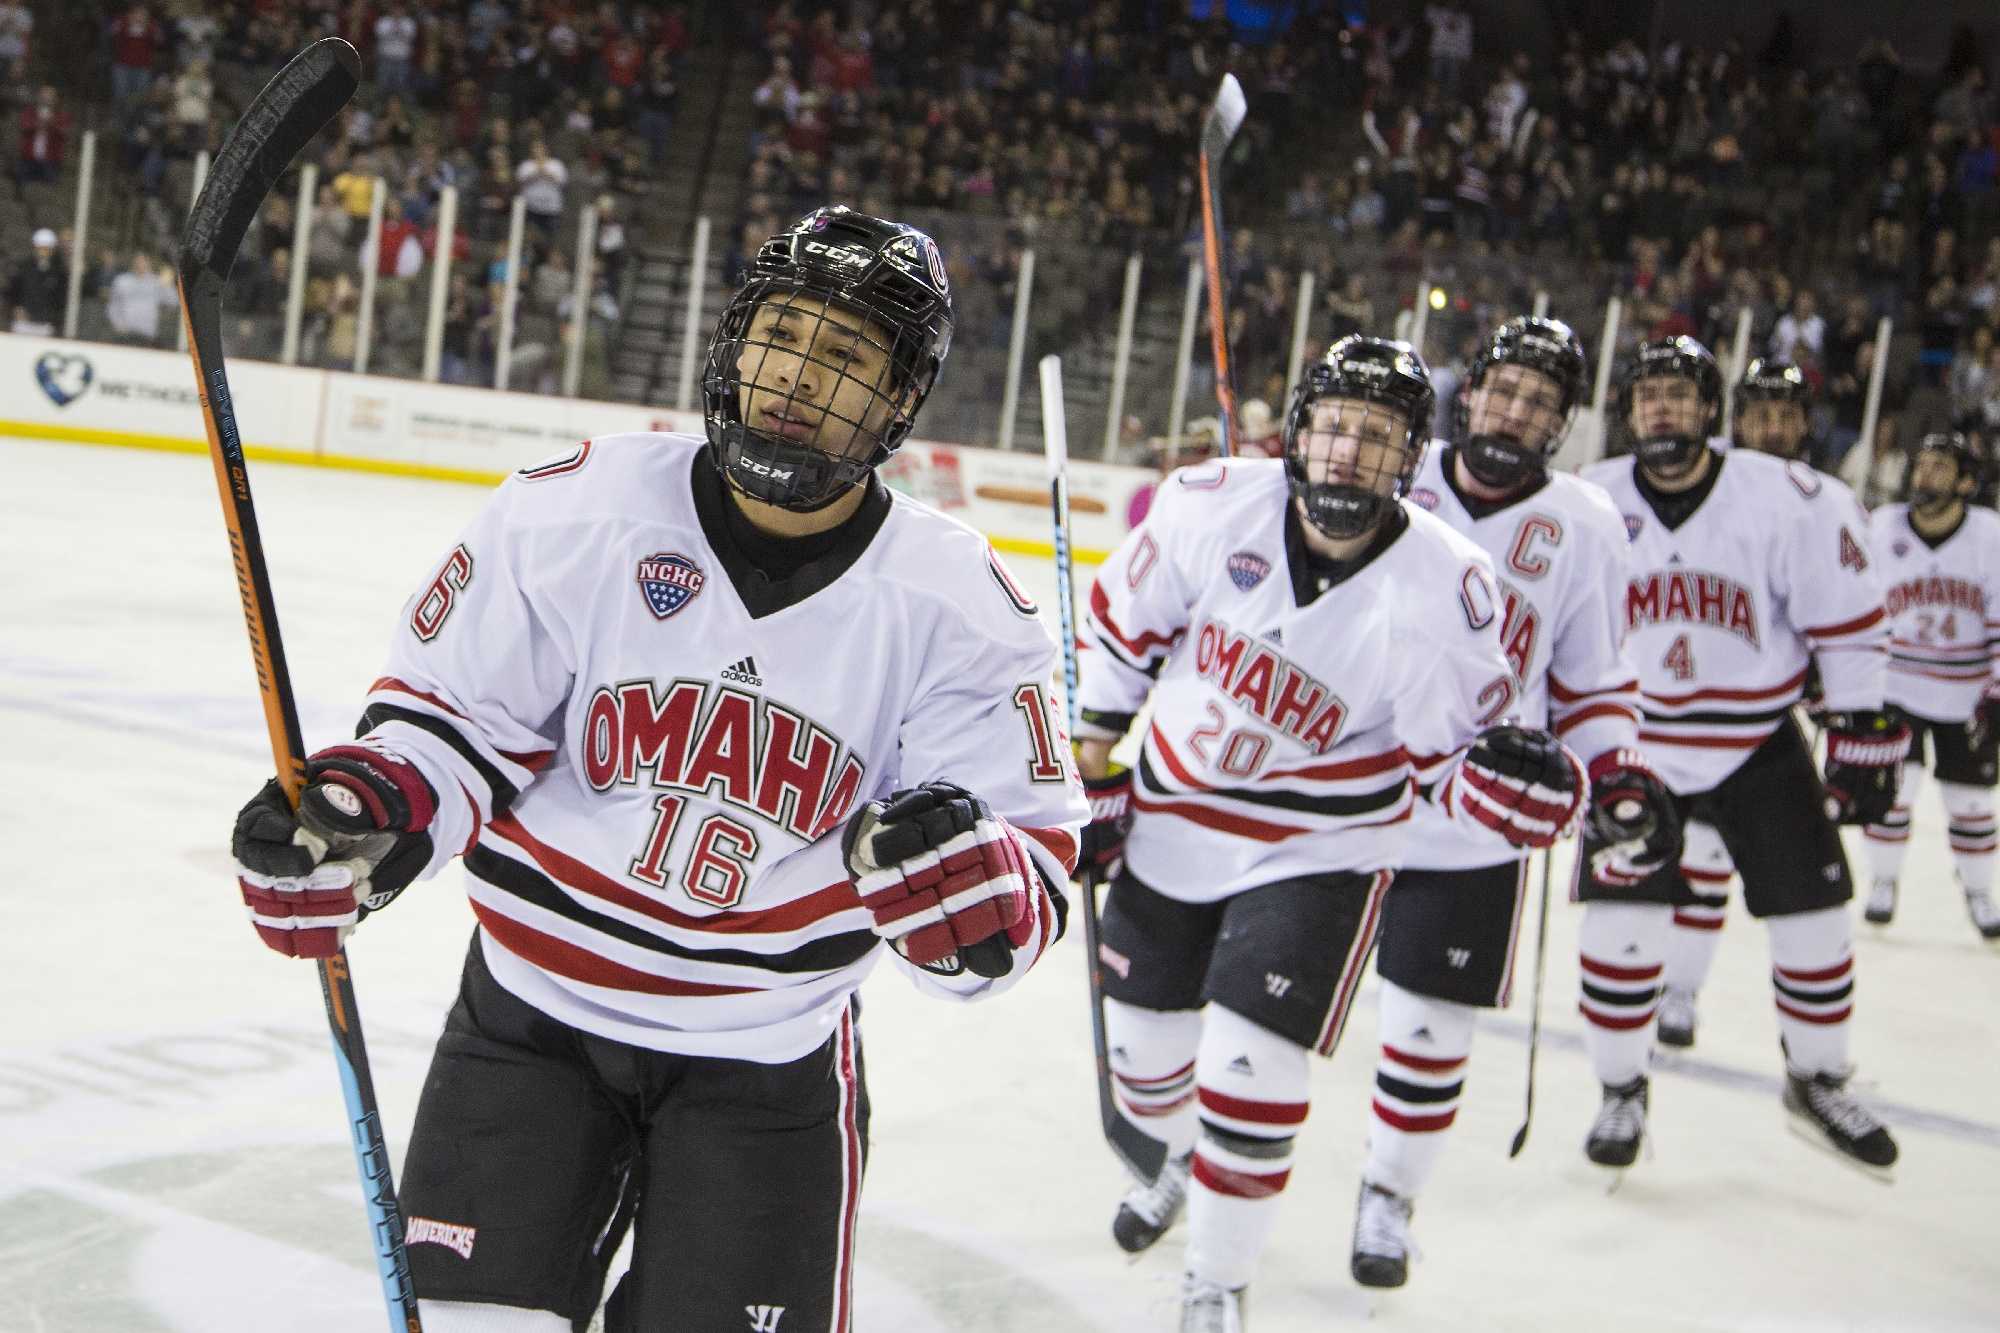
[2,1,1997,484]
[3,0,685,394]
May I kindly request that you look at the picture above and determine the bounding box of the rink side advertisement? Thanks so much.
[0,331,1153,560]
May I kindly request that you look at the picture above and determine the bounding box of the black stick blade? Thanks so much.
[181,38,360,284]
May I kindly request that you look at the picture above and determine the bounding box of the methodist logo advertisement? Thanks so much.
[31,344,198,412]
[34,350,92,406]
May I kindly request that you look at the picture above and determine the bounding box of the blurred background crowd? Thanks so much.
[4,0,1997,483]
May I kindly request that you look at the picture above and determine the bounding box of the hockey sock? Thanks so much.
[1105,998,1202,1157]
[1767,906,1854,1076]
[1861,761,1923,886]
[418,1301,570,1332]
[1185,1003,1309,1289]
[1362,979,1476,1200]
[1664,820,1731,995]
[1940,781,1997,893]
[1578,902,1669,1086]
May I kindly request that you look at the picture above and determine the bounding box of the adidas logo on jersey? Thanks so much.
[720,656,763,687]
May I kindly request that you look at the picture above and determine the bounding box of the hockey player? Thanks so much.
[1347,317,1678,1289]
[1577,336,1905,1174]
[1863,431,2000,939]
[1656,355,1820,1049]
[1073,336,1586,1332]
[1732,357,1815,461]
[229,206,1086,1332]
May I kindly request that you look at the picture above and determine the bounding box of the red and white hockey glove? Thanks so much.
[1446,725,1586,850]
[1584,748,1682,888]
[231,745,437,958]
[842,781,1040,979]
[1820,711,1910,826]
[1079,765,1133,874]
[1968,684,2000,753]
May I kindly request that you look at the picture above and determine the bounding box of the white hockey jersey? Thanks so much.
[1075,458,1521,903]
[1402,447,1641,869]
[1582,450,1888,794]
[1869,503,2000,723]
[355,433,1086,1064]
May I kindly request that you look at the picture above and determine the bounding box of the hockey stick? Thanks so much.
[178,39,422,1333]
[1197,72,1247,459]
[1039,354,1170,1186]
[1507,847,1555,1158]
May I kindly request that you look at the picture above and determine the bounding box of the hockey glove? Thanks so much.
[232,745,437,959]
[843,781,1040,979]
[1820,711,1911,826]
[1079,764,1134,873]
[1448,725,1586,850]
[1969,684,2000,753]
[1584,748,1683,888]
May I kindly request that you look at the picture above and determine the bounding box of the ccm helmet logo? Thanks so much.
[801,240,870,268]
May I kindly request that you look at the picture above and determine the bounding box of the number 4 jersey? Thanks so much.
[356,433,1086,1064]
[1868,502,2000,724]
[1075,457,1522,903]
[1582,450,1889,794]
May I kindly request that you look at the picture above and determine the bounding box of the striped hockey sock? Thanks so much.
[1665,820,1733,995]
[1363,980,1475,1200]
[1578,902,1669,1087]
[1940,782,1997,894]
[1105,998,1202,1156]
[1768,906,1854,1076]
[1185,1005,1308,1289]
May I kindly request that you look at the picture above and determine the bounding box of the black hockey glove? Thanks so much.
[1584,748,1682,888]
[1969,685,2000,754]
[843,781,1045,979]
[1820,711,1911,826]
[1079,763,1133,874]
[1449,725,1587,850]
[232,745,437,959]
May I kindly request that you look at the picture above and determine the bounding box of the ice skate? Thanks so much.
[1964,888,2000,941]
[1656,988,1697,1048]
[1179,1273,1247,1333]
[1863,878,1897,925]
[1349,1180,1413,1289]
[1584,1075,1649,1169]
[1783,1067,1898,1178]
[1111,1151,1190,1254]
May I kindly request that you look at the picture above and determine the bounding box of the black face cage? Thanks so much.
[1284,364,1431,540]
[702,210,952,512]
[1615,343,1722,471]
[1452,327,1587,485]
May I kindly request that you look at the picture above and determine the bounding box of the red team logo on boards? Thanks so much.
[637,553,707,620]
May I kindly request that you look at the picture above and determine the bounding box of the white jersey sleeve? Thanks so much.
[1545,481,1643,764]
[361,472,574,882]
[1781,472,1888,712]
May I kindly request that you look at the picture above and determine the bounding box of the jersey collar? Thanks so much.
[690,447,893,618]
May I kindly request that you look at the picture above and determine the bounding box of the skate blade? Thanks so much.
[1782,1114,1895,1184]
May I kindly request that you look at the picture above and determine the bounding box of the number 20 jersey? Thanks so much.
[1076,458,1520,903]
[1868,502,2000,724]
[357,433,1086,1064]
[1402,447,1642,870]
[1582,450,1888,794]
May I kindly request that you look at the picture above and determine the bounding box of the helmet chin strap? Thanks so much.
[1460,434,1543,491]
[716,422,874,512]
[1634,432,1706,481]
[1299,485,1390,540]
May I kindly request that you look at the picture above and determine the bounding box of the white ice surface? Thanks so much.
[3,437,1997,1332]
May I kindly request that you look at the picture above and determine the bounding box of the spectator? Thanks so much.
[1771,289,1825,361]
[8,228,66,333]
[375,3,419,97]
[170,60,213,155]
[106,252,174,344]
[516,138,569,235]
[0,0,30,75]
[594,194,627,292]
[1425,3,1473,94]
[108,4,161,105]
[15,85,67,185]
[334,153,380,238]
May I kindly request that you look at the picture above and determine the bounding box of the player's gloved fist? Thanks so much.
[1820,711,1910,826]
[842,781,1039,980]
[1450,724,1586,849]
[1584,748,1682,887]
[1079,764,1133,873]
[231,745,438,959]
[1969,684,2000,752]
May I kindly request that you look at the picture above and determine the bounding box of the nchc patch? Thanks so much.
[1624,513,1645,542]
[636,552,707,620]
[1408,486,1441,512]
[1227,550,1272,592]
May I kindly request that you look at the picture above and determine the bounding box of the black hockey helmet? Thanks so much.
[703,205,954,511]
[1732,357,1813,457]
[1616,336,1722,477]
[1283,335,1434,539]
[1451,315,1589,489]
[1908,430,1990,509]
